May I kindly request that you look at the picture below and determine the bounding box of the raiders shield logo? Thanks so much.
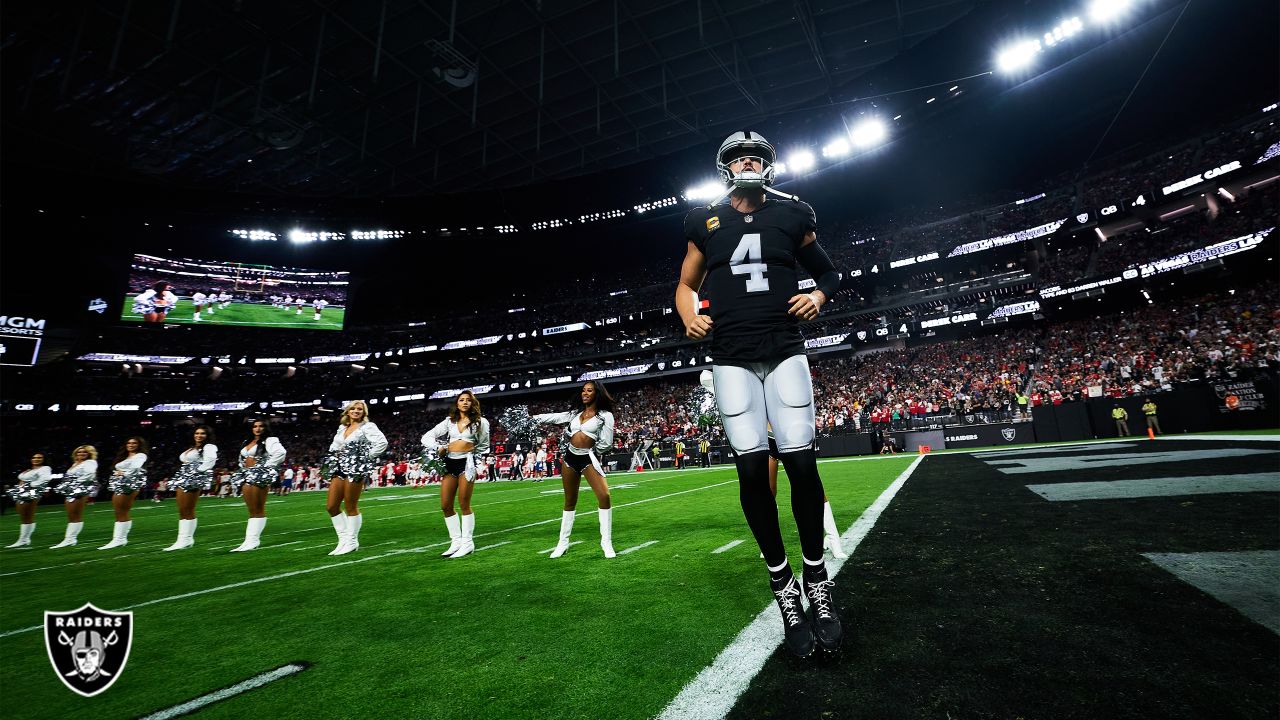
[44,603,133,697]
[1001,428,1017,442]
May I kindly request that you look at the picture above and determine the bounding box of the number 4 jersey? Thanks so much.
[684,199,817,366]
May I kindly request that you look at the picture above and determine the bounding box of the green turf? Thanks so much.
[0,459,912,719]
[120,294,346,330]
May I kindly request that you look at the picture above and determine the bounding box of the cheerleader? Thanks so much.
[98,437,149,550]
[50,446,99,548]
[531,380,618,559]
[323,400,388,556]
[422,391,491,559]
[131,281,177,324]
[163,426,218,551]
[191,291,208,322]
[5,453,52,547]
[228,419,286,552]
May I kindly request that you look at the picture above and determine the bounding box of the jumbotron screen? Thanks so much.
[121,254,349,331]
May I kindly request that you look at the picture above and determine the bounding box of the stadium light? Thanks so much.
[996,39,1042,73]
[1088,0,1132,23]
[684,181,726,201]
[787,150,816,173]
[821,138,851,158]
[288,229,316,244]
[1043,17,1084,46]
[850,118,888,148]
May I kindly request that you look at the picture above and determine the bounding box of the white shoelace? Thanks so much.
[774,578,804,626]
[806,578,835,619]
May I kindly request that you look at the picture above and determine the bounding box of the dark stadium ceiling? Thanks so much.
[1,0,981,197]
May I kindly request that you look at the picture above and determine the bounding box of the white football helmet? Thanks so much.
[716,131,776,189]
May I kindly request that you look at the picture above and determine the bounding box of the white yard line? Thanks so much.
[137,663,309,720]
[656,455,924,720]
[0,478,738,639]
[618,540,658,555]
[539,540,583,554]
[475,541,514,552]
[0,553,134,578]
[711,540,745,554]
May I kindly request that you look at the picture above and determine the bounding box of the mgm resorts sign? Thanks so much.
[0,314,47,367]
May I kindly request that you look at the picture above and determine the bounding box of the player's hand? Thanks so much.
[684,315,713,340]
[787,292,823,320]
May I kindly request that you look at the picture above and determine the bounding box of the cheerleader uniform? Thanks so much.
[98,453,148,550]
[229,437,286,552]
[164,445,218,551]
[531,409,617,558]
[5,466,52,547]
[50,460,98,548]
[422,417,492,558]
[323,422,388,555]
[131,288,177,317]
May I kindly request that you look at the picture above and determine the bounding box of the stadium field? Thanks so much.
[120,295,346,330]
[0,458,909,719]
[4,438,1277,719]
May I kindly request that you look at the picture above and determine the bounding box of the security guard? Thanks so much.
[1142,398,1162,435]
[1111,405,1130,437]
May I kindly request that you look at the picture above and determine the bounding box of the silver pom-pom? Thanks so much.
[323,436,379,481]
[684,384,719,431]
[107,468,148,495]
[6,485,43,503]
[229,465,278,489]
[170,461,211,492]
[497,405,544,447]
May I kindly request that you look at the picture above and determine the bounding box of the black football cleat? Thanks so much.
[770,571,816,659]
[802,565,842,652]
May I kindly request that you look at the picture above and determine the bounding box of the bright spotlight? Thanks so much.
[821,138,850,158]
[850,119,887,148]
[996,39,1041,73]
[787,150,816,173]
[1088,0,1132,23]
[773,162,787,176]
[684,181,726,201]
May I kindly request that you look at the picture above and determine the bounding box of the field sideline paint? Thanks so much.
[656,455,924,720]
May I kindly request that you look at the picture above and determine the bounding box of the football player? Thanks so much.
[676,131,843,658]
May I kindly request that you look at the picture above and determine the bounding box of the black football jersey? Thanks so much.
[684,198,817,365]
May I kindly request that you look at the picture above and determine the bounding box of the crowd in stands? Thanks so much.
[7,283,1274,504]
[126,270,350,306]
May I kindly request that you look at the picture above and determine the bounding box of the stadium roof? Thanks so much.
[2,0,980,197]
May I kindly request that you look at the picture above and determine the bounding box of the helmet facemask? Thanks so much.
[716,132,776,190]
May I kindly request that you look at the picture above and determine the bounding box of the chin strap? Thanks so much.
[764,185,799,201]
[706,183,799,210]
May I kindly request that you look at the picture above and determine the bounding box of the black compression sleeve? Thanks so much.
[795,241,841,299]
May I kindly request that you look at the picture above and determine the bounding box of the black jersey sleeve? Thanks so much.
[683,208,711,254]
[794,200,817,239]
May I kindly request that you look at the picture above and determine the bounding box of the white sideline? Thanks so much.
[0,478,739,639]
[137,663,308,720]
[656,455,925,720]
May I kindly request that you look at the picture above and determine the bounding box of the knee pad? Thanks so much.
[764,355,816,453]
[712,365,769,454]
